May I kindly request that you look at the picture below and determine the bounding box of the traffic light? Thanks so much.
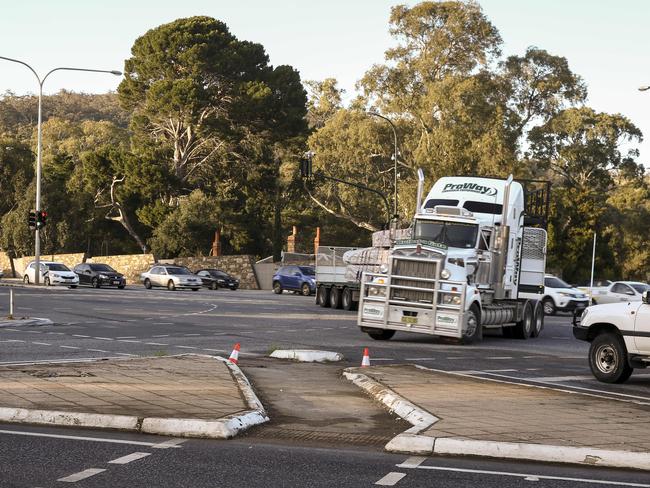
[28,210,36,230]
[300,156,312,178]
[36,210,47,229]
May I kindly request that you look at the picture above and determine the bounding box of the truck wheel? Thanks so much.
[317,286,330,308]
[589,333,633,383]
[366,328,395,341]
[272,281,283,294]
[513,300,533,339]
[542,298,555,316]
[461,304,482,344]
[530,301,544,338]
[342,287,357,311]
[329,286,342,309]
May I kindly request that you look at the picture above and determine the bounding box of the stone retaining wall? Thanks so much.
[86,254,156,285]
[173,256,259,290]
[0,252,12,277]
[12,253,86,277]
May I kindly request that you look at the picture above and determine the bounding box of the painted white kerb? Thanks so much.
[270,349,343,362]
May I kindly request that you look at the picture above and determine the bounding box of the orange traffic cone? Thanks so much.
[229,343,241,364]
[361,347,370,367]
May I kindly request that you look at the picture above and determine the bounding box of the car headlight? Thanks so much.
[99,274,108,279]
[559,292,572,297]
[218,279,226,283]
[51,273,60,278]
[440,269,451,280]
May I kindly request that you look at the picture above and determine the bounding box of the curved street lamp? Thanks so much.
[0,56,121,284]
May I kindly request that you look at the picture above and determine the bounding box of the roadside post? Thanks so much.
[8,288,14,319]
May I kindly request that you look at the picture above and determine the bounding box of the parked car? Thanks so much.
[524,275,589,315]
[195,269,240,290]
[272,265,316,296]
[140,265,202,291]
[581,281,650,305]
[573,290,650,383]
[23,261,79,288]
[73,263,126,289]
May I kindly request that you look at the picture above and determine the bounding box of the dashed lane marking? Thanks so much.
[485,356,513,360]
[31,342,52,346]
[153,335,169,338]
[57,468,106,483]
[59,346,79,349]
[117,340,141,343]
[394,463,650,487]
[145,342,168,346]
[72,335,90,338]
[93,337,114,341]
[399,457,426,468]
[175,345,197,349]
[116,336,136,339]
[375,472,406,486]
[152,438,187,449]
[87,349,109,353]
[108,452,151,464]
[114,352,137,357]
[183,333,200,336]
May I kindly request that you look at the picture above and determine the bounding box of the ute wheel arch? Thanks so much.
[586,323,623,342]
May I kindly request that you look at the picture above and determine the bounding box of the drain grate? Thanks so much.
[245,427,392,446]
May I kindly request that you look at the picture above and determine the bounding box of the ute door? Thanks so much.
[633,302,650,354]
[609,283,636,304]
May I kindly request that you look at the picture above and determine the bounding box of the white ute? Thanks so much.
[573,291,650,383]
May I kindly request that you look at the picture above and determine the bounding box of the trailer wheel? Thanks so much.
[329,286,342,309]
[366,328,395,341]
[342,287,357,311]
[317,286,330,308]
[530,300,544,338]
[461,304,482,344]
[513,300,533,339]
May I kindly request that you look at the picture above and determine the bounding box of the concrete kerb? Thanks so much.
[0,354,269,440]
[343,367,650,471]
[269,349,343,362]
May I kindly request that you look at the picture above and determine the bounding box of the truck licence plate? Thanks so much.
[401,316,417,324]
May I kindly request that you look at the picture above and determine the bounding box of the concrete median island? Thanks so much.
[0,354,267,439]
[345,364,650,470]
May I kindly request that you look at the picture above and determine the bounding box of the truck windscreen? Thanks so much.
[414,220,478,249]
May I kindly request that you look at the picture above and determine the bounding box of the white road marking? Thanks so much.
[114,352,137,357]
[116,336,136,339]
[57,468,106,482]
[151,438,187,449]
[157,322,174,325]
[175,345,197,349]
[203,348,226,353]
[399,456,426,468]
[118,340,141,343]
[152,335,169,338]
[183,333,200,336]
[522,356,546,359]
[395,463,650,487]
[4,339,25,343]
[482,369,518,373]
[486,356,513,360]
[31,342,52,346]
[108,452,151,464]
[93,337,114,341]
[371,358,396,361]
[46,332,65,335]
[72,334,90,338]
[87,349,109,353]
[145,342,168,346]
[405,357,437,361]
[375,472,406,486]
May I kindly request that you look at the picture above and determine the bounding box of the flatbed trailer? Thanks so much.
[314,246,362,311]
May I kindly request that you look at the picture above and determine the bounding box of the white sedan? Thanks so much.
[140,265,202,291]
[23,261,79,288]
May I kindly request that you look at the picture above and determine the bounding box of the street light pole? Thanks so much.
[368,111,399,223]
[0,56,121,284]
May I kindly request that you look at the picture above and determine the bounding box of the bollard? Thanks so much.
[9,288,14,319]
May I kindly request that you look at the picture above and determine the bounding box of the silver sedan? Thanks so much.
[140,265,203,291]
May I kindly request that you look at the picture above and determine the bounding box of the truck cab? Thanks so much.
[358,173,549,343]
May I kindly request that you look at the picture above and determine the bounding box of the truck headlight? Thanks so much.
[439,293,461,305]
[379,264,388,274]
[440,269,451,279]
[367,285,386,297]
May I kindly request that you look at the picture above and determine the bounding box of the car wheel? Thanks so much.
[530,301,544,338]
[273,281,283,294]
[329,286,342,309]
[301,283,311,296]
[461,304,482,344]
[366,328,395,341]
[118,285,125,289]
[23,275,29,284]
[542,298,556,316]
[144,278,152,289]
[69,285,77,289]
[191,288,199,291]
[342,287,357,311]
[317,285,330,308]
[210,282,218,290]
[513,300,533,339]
[591,298,598,305]
[167,280,176,291]
[44,277,50,287]
[589,333,633,383]
[92,277,100,289]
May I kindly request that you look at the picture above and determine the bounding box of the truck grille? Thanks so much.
[390,258,437,303]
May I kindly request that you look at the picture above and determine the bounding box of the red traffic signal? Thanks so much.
[36,210,47,229]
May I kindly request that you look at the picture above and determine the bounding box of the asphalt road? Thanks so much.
[1,284,649,487]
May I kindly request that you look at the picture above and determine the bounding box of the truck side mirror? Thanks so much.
[643,290,650,305]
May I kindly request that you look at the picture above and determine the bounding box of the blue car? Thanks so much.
[272,265,316,296]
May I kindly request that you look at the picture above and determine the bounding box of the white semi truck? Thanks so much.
[350,171,550,343]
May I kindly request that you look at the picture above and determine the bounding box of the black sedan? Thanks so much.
[74,263,126,289]
[195,269,240,290]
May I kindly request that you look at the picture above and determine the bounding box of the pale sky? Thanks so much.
[1,0,648,163]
